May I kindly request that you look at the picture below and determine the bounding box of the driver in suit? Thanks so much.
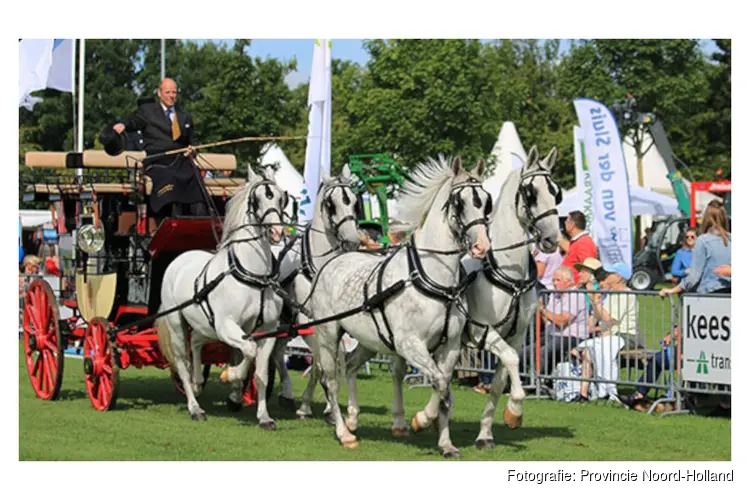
[112,78,207,218]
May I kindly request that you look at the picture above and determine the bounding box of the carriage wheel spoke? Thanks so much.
[42,351,54,394]
[31,353,40,377]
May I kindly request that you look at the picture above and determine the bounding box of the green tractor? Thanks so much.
[348,154,408,246]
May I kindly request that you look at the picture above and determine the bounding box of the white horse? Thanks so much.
[308,157,491,457]
[270,167,361,418]
[156,167,287,427]
[463,145,562,449]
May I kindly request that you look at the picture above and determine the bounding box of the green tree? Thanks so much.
[342,39,499,171]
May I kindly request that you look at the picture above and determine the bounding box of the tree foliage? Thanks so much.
[19,38,731,208]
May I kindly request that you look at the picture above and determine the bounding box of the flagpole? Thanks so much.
[71,39,77,152]
[160,39,166,80]
[76,39,85,176]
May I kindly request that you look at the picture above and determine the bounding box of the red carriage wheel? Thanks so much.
[171,364,211,396]
[23,280,65,400]
[83,317,120,411]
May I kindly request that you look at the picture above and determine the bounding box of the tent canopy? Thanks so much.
[260,144,304,199]
[19,210,52,229]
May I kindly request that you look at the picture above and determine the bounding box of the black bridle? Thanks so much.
[248,179,287,227]
[514,168,561,244]
[442,179,492,251]
[321,182,358,235]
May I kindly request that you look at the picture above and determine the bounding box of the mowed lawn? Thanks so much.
[19,343,730,461]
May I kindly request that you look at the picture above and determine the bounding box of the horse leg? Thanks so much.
[168,316,206,421]
[390,356,409,437]
[342,343,375,433]
[215,319,258,384]
[253,337,278,429]
[399,338,449,433]
[293,321,321,418]
[475,330,525,449]
[433,343,461,458]
[226,348,245,411]
[317,323,357,448]
[273,337,297,411]
[190,335,208,396]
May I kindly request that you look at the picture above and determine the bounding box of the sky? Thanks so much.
[199,39,720,88]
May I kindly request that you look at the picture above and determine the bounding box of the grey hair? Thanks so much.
[555,265,574,283]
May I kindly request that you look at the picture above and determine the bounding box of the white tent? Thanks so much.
[557,185,681,217]
[259,143,305,200]
[483,121,527,203]
[621,128,721,213]
[19,209,52,229]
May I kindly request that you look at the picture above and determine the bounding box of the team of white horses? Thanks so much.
[156,146,561,457]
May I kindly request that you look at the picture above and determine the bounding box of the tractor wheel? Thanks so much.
[83,317,120,411]
[23,280,64,400]
[630,268,657,291]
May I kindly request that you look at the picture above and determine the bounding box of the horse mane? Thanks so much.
[221,175,265,245]
[397,155,459,228]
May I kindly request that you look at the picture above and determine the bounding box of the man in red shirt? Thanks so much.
[560,210,598,282]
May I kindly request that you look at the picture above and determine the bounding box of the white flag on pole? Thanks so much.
[300,39,332,222]
[574,98,633,275]
[19,39,75,111]
[47,39,75,92]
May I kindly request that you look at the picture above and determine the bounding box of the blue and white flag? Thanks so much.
[19,39,74,111]
[574,98,633,275]
[300,39,332,222]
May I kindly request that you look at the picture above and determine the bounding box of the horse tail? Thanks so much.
[156,311,175,366]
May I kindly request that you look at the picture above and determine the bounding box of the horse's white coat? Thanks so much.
[463,146,562,446]
[158,167,287,425]
[308,157,491,456]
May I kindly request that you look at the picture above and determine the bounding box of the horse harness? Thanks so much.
[364,179,490,352]
[463,168,561,351]
[191,179,290,332]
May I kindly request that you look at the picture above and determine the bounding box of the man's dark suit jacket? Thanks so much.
[123,101,202,212]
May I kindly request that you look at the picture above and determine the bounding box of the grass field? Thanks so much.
[19,343,730,461]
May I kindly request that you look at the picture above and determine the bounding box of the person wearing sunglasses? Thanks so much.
[670,227,697,280]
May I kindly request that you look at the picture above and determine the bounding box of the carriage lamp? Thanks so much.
[76,224,105,254]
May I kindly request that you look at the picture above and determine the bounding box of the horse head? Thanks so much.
[446,157,492,259]
[246,166,288,244]
[317,165,360,251]
[516,146,562,253]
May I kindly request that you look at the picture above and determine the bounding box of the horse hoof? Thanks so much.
[324,413,336,426]
[279,396,297,412]
[296,411,312,420]
[226,397,243,412]
[219,369,231,384]
[259,421,277,431]
[475,439,495,450]
[342,438,358,449]
[392,427,409,437]
[345,418,358,434]
[443,449,461,459]
[504,408,523,429]
[191,412,207,421]
[410,415,422,433]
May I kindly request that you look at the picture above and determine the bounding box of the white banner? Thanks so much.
[573,126,593,234]
[19,39,53,110]
[19,39,75,111]
[47,39,74,92]
[573,98,633,274]
[682,295,731,385]
[300,39,332,222]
